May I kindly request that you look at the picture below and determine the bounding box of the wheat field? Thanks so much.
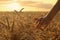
[0,11,60,40]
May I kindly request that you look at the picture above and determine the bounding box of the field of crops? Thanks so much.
[0,11,60,40]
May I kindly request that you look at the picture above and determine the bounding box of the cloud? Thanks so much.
[20,1,53,9]
[0,0,12,4]
[0,0,11,1]
[31,3,53,9]
[20,1,36,5]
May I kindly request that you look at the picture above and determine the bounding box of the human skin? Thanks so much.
[36,0,60,30]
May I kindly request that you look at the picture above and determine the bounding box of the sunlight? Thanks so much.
[0,0,58,11]
[5,2,22,11]
[13,0,17,2]
[3,0,22,11]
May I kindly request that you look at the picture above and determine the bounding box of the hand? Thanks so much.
[36,17,49,30]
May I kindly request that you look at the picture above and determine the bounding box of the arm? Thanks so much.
[45,0,60,21]
[36,0,60,30]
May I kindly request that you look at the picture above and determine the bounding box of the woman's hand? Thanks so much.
[35,17,49,30]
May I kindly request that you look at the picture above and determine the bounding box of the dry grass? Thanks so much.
[0,11,60,40]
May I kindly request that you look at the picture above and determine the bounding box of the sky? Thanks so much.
[0,0,57,11]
